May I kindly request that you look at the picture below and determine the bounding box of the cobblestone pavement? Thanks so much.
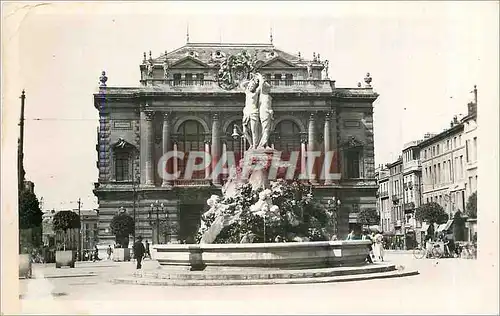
[19,254,497,315]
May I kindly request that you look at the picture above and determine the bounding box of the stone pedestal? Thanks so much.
[113,248,131,262]
[19,254,32,279]
[56,250,76,268]
[241,149,277,190]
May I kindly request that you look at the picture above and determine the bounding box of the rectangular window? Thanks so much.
[197,73,205,84]
[173,73,181,85]
[449,159,452,181]
[437,144,440,155]
[454,137,457,148]
[346,151,360,178]
[459,135,462,146]
[473,137,477,161]
[455,157,458,180]
[184,73,193,85]
[447,140,450,151]
[115,152,130,181]
[285,73,293,86]
[438,163,441,183]
[466,140,470,162]
[429,166,432,184]
[460,155,464,178]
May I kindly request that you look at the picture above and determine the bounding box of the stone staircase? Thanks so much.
[110,263,418,286]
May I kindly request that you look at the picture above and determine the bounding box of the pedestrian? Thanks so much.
[362,230,374,264]
[93,245,100,262]
[107,245,113,260]
[373,230,385,262]
[133,236,146,269]
[346,230,355,240]
[145,240,150,259]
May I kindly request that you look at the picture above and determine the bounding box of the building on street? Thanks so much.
[93,38,380,245]
[376,86,478,243]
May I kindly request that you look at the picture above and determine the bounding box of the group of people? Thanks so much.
[81,246,101,262]
[346,229,385,263]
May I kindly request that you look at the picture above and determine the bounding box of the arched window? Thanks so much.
[273,120,302,180]
[274,120,301,152]
[176,120,206,179]
[111,139,138,182]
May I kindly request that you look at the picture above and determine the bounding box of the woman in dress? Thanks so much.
[373,230,385,262]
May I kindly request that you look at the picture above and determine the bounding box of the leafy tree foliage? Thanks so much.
[465,191,477,219]
[52,210,81,250]
[19,189,43,229]
[357,209,380,226]
[197,180,340,243]
[110,213,135,247]
[53,211,81,231]
[415,202,448,225]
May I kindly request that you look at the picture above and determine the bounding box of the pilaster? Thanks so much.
[144,110,155,186]
[211,113,221,185]
[161,112,172,187]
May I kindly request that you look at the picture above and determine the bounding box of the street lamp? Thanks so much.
[329,197,341,237]
[149,200,168,244]
[231,124,247,156]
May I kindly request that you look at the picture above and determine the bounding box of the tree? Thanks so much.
[465,191,477,219]
[453,211,466,241]
[19,189,43,230]
[357,209,380,226]
[53,211,81,251]
[110,213,135,248]
[197,179,341,243]
[415,202,448,236]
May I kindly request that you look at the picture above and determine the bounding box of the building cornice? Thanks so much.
[418,123,464,148]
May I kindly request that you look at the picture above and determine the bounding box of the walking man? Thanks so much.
[133,236,146,269]
[106,245,113,260]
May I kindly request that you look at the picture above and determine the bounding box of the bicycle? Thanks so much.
[412,241,445,259]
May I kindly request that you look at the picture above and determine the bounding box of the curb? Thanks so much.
[111,269,419,286]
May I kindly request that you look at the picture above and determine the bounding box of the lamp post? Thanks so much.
[232,124,246,158]
[149,200,168,244]
[132,170,139,244]
[329,197,341,237]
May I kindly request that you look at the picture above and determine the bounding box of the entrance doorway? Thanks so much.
[179,204,205,243]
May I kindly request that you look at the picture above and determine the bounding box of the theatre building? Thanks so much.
[93,40,379,245]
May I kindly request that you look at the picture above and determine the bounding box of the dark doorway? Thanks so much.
[179,204,205,243]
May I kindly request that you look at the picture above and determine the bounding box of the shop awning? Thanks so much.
[437,220,454,232]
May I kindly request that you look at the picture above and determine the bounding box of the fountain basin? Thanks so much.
[153,240,371,270]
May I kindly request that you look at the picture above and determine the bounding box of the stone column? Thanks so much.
[308,113,318,184]
[324,112,332,185]
[161,113,172,187]
[144,110,155,186]
[173,141,178,182]
[331,108,339,180]
[211,114,221,185]
[300,135,308,180]
[205,140,211,180]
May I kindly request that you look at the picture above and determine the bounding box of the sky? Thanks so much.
[2,1,498,211]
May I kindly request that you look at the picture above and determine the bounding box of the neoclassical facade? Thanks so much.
[93,41,379,244]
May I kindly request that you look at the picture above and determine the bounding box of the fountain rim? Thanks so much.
[152,240,372,250]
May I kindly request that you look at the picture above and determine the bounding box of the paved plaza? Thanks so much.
[19,253,496,315]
